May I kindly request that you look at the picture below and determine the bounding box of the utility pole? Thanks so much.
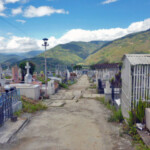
[42,38,49,97]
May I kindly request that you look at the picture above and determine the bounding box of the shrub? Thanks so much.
[136,99,146,123]
[59,83,68,89]
[96,97,123,123]
[108,108,124,123]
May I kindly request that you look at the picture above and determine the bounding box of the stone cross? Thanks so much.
[25,62,31,75]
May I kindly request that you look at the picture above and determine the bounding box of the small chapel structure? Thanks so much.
[121,54,150,118]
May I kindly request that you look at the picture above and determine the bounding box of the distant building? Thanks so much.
[94,63,120,92]
[95,63,120,81]
[121,54,150,118]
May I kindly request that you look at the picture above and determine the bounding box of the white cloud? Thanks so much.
[0,1,5,12]
[0,36,42,53]
[12,7,22,15]
[23,5,69,18]
[16,19,26,23]
[0,18,150,53]
[5,0,20,3]
[102,0,118,4]
[0,0,6,16]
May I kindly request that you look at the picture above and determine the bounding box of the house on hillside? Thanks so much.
[94,63,120,93]
[121,54,150,119]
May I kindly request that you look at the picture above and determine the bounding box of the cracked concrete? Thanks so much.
[0,75,134,150]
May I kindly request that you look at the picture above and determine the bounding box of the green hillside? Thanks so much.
[39,41,108,64]
[85,29,150,65]
[0,54,25,64]
[9,57,65,72]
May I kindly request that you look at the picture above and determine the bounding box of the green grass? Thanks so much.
[59,83,69,89]
[37,76,50,84]
[22,100,47,113]
[89,84,97,89]
[96,97,149,150]
[96,97,123,123]
[14,98,48,116]
[122,124,149,150]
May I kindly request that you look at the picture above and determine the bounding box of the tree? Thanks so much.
[19,61,36,81]
[73,65,82,70]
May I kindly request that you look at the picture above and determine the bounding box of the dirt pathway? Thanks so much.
[1,75,134,150]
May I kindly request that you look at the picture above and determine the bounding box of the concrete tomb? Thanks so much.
[104,81,112,102]
[0,65,6,87]
[9,84,40,100]
[66,69,70,80]
[48,80,55,95]
[12,65,20,83]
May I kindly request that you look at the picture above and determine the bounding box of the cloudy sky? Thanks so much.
[0,0,150,53]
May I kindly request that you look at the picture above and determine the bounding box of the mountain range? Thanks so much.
[85,29,150,64]
[1,29,150,71]
[0,50,43,64]
[38,41,108,64]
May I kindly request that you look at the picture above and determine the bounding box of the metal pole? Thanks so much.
[44,45,47,97]
[42,38,49,97]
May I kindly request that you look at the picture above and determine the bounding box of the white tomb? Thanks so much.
[9,84,40,100]
[48,80,55,95]
[104,81,112,102]
[0,65,6,87]
[66,69,70,80]
[25,62,32,84]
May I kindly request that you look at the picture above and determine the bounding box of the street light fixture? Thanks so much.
[42,38,49,97]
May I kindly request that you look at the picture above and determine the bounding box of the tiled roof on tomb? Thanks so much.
[94,63,120,69]
[123,54,150,65]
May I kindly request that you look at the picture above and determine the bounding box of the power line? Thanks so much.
[0,17,29,36]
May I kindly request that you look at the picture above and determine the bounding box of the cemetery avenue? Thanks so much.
[0,75,134,150]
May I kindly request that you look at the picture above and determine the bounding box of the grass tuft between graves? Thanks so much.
[59,83,69,89]
[95,97,124,123]
[14,97,48,116]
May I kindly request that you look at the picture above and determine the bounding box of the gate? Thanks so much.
[0,89,20,126]
[98,79,104,94]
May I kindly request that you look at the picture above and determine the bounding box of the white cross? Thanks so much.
[25,62,31,75]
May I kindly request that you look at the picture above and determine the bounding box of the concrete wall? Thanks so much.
[121,58,132,119]
[146,108,150,131]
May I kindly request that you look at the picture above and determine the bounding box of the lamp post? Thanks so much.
[42,38,49,97]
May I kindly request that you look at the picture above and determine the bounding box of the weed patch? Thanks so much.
[14,97,47,116]
[96,97,123,123]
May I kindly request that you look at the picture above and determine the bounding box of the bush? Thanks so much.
[136,99,146,123]
[96,97,123,123]
[108,108,124,123]
[59,83,68,89]
[37,76,50,84]
[5,76,12,79]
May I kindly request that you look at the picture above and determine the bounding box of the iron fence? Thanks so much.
[0,89,20,126]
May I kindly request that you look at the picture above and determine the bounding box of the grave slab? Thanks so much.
[49,101,66,107]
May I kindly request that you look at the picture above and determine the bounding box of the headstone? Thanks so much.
[25,62,32,84]
[104,81,112,102]
[12,65,19,83]
[5,66,12,77]
[105,81,111,94]
[66,69,70,80]
[48,80,55,95]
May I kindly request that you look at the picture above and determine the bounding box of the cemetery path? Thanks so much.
[1,75,134,150]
